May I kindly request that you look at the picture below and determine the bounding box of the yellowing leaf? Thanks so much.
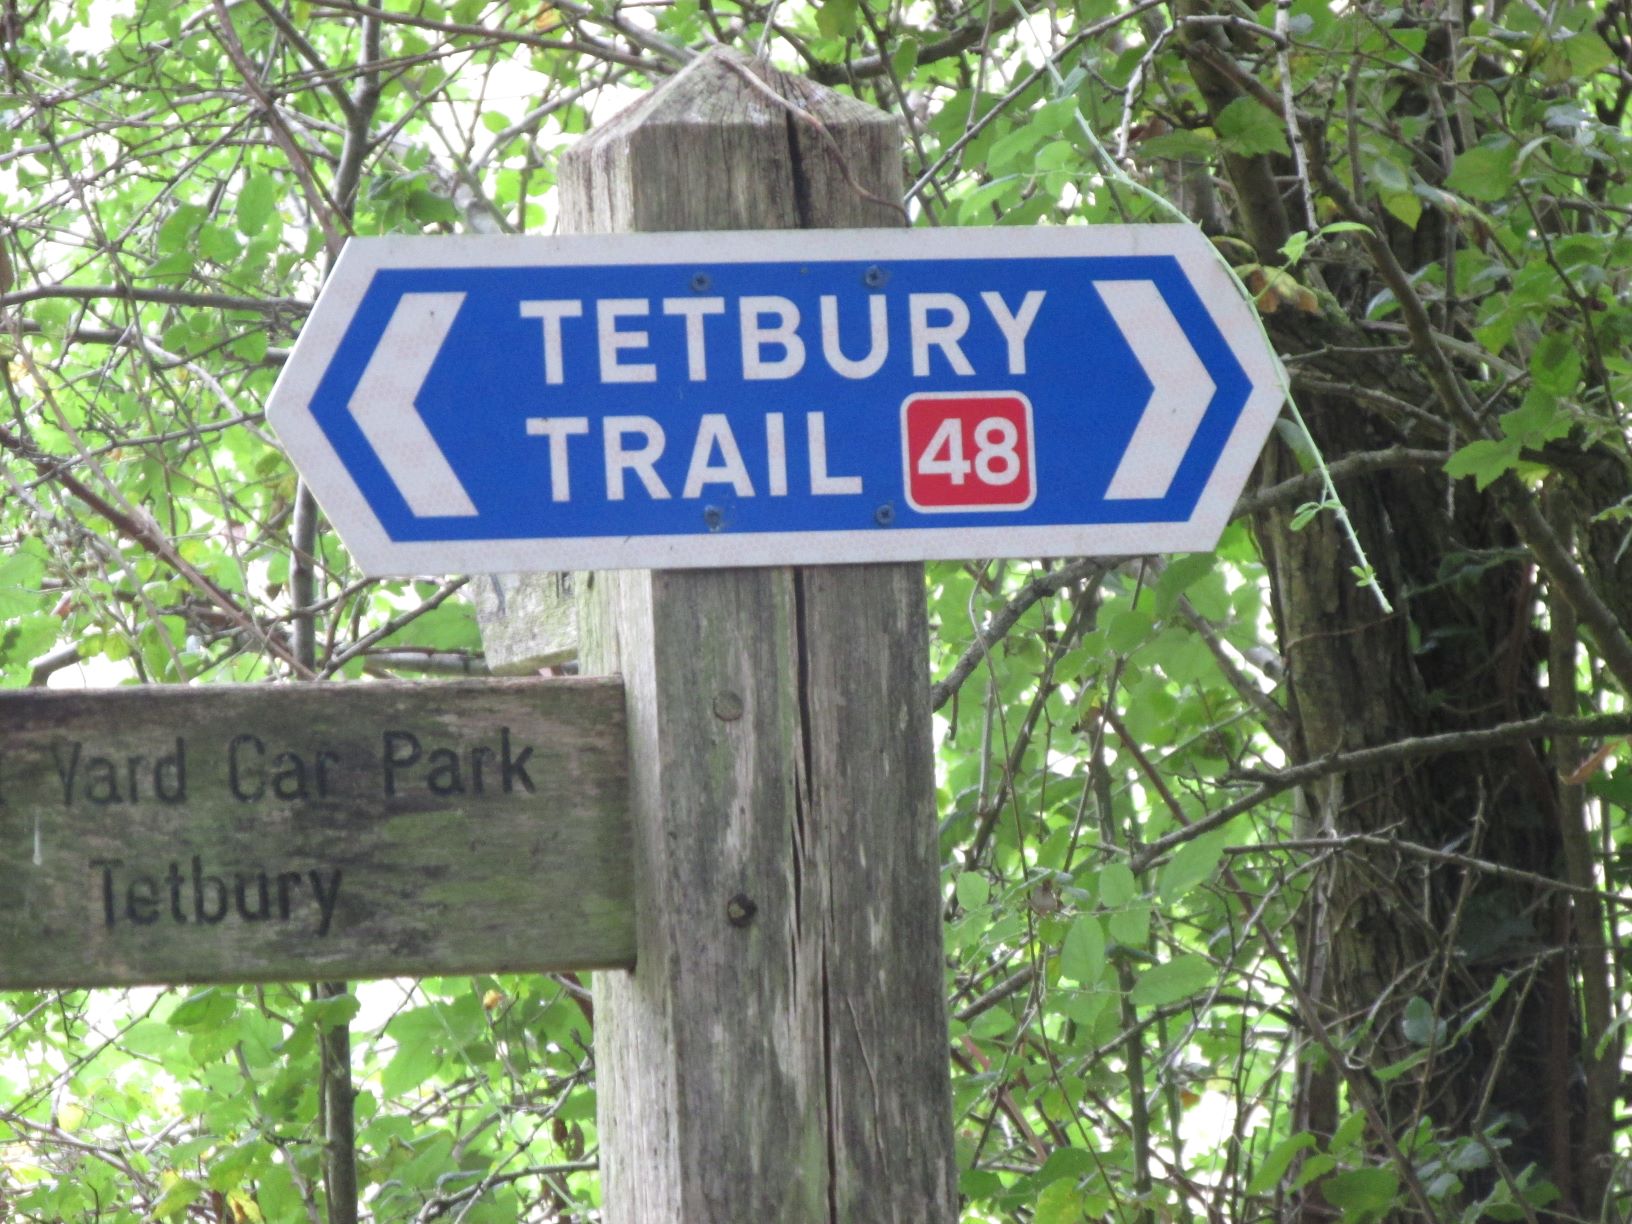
[1034,1178,1084,1224]
[152,1175,205,1220]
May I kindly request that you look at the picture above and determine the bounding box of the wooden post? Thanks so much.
[560,47,956,1222]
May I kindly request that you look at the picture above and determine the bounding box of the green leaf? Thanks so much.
[1153,552,1215,616]
[381,1037,442,1097]
[1331,1110,1368,1152]
[1367,153,1411,194]
[1158,824,1234,903]
[1108,902,1151,944]
[145,251,195,282]
[1560,31,1613,77]
[1104,608,1153,654]
[198,223,240,263]
[302,991,361,1031]
[814,0,858,37]
[1290,500,1331,531]
[1445,144,1516,202]
[1034,139,1076,171]
[1247,1131,1316,1195]
[230,330,269,363]
[1444,437,1521,491]
[0,614,60,686]
[890,37,919,78]
[1448,1138,1492,1172]
[1321,1167,1400,1221]
[1215,97,1290,157]
[403,603,480,651]
[987,123,1048,173]
[970,1006,1013,1038]
[236,173,278,236]
[1528,332,1581,396]
[1053,988,1112,1027]
[1097,862,1137,907]
[955,872,990,909]
[1401,995,1445,1045]
[1499,387,1569,452]
[1373,1049,1427,1082]
[1280,230,1311,266]
[1059,915,1106,984]
[1128,954,1212,1006]
[1293,1153,1336,1191]
[0,547,45,617]
[1318,220,1374,236]
[1381,189,1423,230]
[1036,1145,1095,1185]
[158,203,205,254]
[407,188,459,224]
[1138,129,1214,159]
[1032,97,1081,135]
[168,987,236,1031]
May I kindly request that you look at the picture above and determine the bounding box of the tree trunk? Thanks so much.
[1176,4,1601,1208]
[1254,317,1574,1211]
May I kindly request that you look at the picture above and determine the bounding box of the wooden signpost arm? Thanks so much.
[558,47,957,1222]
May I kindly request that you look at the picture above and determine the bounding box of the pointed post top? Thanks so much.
[559,46,905,233]
[586,45,899,135]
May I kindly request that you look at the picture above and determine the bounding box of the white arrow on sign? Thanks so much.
[1096,280,1217,502]
[348,292,478,518]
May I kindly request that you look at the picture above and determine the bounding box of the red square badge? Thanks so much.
[901,392,1036,513]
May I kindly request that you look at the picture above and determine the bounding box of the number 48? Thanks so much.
[917,416,1022,487]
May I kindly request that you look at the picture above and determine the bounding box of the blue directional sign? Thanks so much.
[267,228,1285,575]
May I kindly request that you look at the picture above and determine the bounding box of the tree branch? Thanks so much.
[0,418,315,678]
[0,285,309,313]
[1131,710,1632,872]
[931,558,1110,713]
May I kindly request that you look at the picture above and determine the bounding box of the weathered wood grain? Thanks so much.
[0,678,632,988]
[471,572,577,674]
[560,46,957,1223]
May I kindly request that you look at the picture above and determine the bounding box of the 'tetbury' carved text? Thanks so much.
[91,856,343,936]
